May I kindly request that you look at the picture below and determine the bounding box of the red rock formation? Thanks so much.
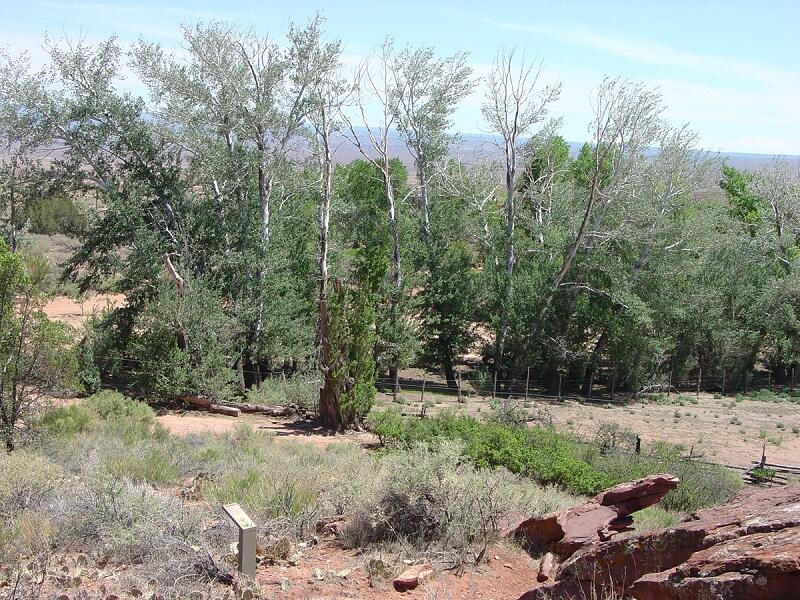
[393,563,434,592]
[510,473,679,557]
[522,484,800,600]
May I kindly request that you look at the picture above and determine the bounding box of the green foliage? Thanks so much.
[0,452,64,519]
[0,239,79,449]
[328,279,377,425]
[38,404,96,437]
[365,411,740,509]
[720,165,762,226]
[18,194,86,236]
[365,408,405,447]
[419,192,476,382]
[39,391,156,442]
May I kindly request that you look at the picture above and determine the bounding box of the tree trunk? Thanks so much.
[8,164,16,252]
[384,168,404,384]
[251,135,274,368]
[494,150,516,382]
[530,164,601,345]
[317,116,340,429]
[443,354,457,389]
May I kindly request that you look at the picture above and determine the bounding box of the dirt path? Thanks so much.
[156,410,377,449]
[43,293,125,328]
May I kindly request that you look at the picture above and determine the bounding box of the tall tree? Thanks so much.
[482,49,561,381]
[341,40,414,394]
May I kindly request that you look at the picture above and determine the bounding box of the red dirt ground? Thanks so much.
[255,541,537,600]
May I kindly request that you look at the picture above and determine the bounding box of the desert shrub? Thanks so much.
[340,442,536,566]
[594,422,639,454]
[38,403,96,436]
[199,426,366,539]
[64,473,203,564]
[627,506,679,533]
[750,466,777,483]
[76,335,102,394]
[0,452,64,520]
[101,444,182,485]
[490,397,530,425]
[244,373,318,409]
[19,194,86,236]
[590,441,740,512]
[365,408,405,447]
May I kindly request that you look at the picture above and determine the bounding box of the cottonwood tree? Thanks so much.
[393,46,474,252]
[482,48,560,382]
[0,50,61,251]
[135,18,338,382]
[302,29,357,428]
[528,78,663,346]
[340,40,415,395]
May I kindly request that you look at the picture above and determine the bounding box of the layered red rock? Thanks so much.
[524,484,800,600]
[510,473,679,557]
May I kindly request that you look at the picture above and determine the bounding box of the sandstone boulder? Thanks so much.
[393,563,434,592]
[510,473,679,557]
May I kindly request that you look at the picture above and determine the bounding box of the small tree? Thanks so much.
[0,240,74,451]
[325,279,377,429]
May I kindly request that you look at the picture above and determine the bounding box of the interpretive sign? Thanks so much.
[223,503,257,577]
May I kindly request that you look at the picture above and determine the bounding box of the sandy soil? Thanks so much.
[377,389,800,469]
[255,541,536,600]
[156,410,377,449]
[43,293,126,328]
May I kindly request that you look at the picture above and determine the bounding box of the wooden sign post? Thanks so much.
[223,503,257,578]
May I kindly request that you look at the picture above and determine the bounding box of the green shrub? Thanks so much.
[38,403,96,437]
[364,411,739,509]
[102,446,181,485]
[366,409,406,447]
[19,194,86,236]
[244,374,318,409]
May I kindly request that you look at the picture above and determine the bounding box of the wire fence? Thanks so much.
[92,351,798,404]
[373,368,799,404]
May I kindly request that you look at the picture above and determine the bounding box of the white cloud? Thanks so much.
[494,20,799,89]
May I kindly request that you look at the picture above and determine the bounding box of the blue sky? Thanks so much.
[2,0,798,154]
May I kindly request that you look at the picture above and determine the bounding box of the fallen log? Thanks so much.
[210,404,240,417]
[175,395,301,417]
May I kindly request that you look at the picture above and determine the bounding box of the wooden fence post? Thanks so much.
[792,367,796,391]
[525,367,530,402]
[420,372,426,406]
[611,372,616,403]
[696,367,702,397]
[587,371,594,400]
[768,370,772,389]
[457,371,463,403]
[492,370,498,399]
[557,374,562,401]
[667,371,672,396]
